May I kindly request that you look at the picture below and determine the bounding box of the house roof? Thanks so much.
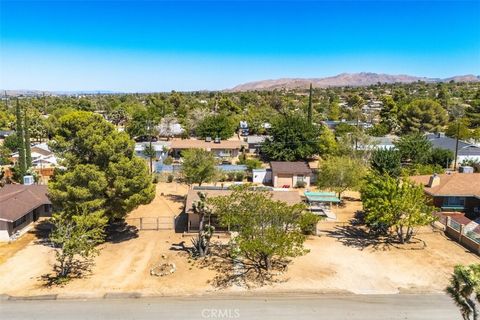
[170,139,245,150]
[410,173,480,198]
[246,135,268,144]
[426,134,480,157]
[270,161,312,175]
[0,185,51,222]
[185,188,302,212]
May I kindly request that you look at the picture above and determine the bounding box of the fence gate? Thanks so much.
[125,216,174,230]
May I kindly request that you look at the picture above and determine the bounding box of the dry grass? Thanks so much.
[0,232,36,265]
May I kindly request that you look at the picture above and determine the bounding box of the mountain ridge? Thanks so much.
[229,72,480,91]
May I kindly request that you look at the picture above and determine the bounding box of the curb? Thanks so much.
[7,294,58,301]
[104,292,142,299]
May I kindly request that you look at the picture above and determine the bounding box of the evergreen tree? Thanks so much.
[15,99,26,180]
[307,83,313,124]
[24,106,32,168]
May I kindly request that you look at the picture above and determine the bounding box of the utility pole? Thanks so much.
[453,121,460,171]
[3,91,7,110]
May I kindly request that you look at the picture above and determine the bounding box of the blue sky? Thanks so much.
[1,0,479,92]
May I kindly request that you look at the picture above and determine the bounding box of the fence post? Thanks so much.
[459,223,465,242]
[140,218,143,230]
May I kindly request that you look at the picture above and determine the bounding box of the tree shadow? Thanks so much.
[39,259,94,287]
[32,220,54,246]
[323,224,393,251]
[105,221,139,243]
[193,242,289,289]
[165,194,185,204]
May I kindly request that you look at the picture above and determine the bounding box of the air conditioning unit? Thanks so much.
[205,137,212,142]
[214,137,221,144]
[23,175,34,185]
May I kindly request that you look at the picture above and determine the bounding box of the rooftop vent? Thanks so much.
[214,137,221,144]
[205,137,212,142]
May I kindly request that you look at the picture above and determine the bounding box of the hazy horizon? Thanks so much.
[1,0,479,92]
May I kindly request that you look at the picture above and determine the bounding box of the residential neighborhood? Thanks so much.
[1,0,480,319]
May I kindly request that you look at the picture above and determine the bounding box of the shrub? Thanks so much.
[226,172,236,181]
[163,156,173,165]
[167,174,174,183]
[295,180,306,188]
[234,171,245,181]
[299,212,321,235]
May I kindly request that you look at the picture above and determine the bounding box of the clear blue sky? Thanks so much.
[1,0,479,92]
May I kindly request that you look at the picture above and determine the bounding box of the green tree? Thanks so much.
[446,118,474,140]
[395,133,432,164]
[379,95,399,133]
[428,147,454,168]
[307,83,313,124]
[24,106,32,168]
[142,144,156,173]
[208,186,316,272]
[370,148,401,177]
[181,149,217,186]
[195,113,237,139]
[49,210,107,281]
[48,164,108,218]
[316,156,367,199]
[15,99,27,180]
[3,133,19,152]
[50,111,155,221]
[261,114,322,161]
[399,99,448,133]
[361,174,435,243]
[447,264,480,320]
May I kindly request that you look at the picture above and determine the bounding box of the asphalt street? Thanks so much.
[0,293,462,320]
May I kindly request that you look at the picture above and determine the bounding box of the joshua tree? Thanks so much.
[447,264,480,320]
[191,192,215,257]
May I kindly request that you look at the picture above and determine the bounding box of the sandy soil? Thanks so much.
[0,183,478,297]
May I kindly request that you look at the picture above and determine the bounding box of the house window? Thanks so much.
[444,197,465,207]
[297,175,305,183]
[12,214,28,229]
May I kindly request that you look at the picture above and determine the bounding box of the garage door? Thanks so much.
[276,174,293,188]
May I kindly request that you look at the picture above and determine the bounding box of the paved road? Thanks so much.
[0,294,461,320]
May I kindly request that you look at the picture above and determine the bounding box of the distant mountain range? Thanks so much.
[229,72,480,91]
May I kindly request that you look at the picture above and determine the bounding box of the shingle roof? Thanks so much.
[185,188,302,212]
[0,185,51,222]
[170,139,245,150]
[270,161,312,175]
[426,134,480,156]
[410,173,480,198]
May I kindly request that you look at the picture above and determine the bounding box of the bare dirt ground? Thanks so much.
[0,183,478,297]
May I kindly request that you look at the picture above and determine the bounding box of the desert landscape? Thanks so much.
[0,182,477,298]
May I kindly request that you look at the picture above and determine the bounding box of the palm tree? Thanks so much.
[447,264,480,320]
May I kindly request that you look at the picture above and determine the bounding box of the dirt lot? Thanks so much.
[0,183,478,297]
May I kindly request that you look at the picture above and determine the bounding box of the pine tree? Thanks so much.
[15,99,26,180]
[24,106,32,168]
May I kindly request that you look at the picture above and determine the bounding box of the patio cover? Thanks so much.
[304,191,341,203]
